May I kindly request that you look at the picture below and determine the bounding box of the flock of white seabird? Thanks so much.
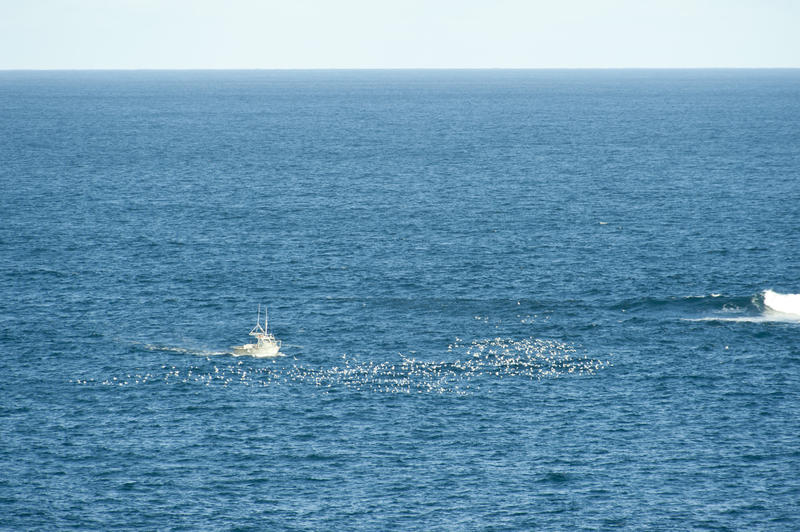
[72,337,611,395]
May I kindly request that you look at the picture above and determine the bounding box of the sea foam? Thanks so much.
[763,290,800,317]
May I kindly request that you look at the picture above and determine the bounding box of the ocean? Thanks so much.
[1,69,799,530]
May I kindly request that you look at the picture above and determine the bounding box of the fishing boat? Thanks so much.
[232,305,282,357]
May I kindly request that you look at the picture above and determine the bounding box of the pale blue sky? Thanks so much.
[1,0,798,69]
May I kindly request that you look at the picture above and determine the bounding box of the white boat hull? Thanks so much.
[232,342,281,358]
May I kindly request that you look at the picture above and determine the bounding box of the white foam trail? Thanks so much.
[134,340,284,358]
[142,343,230,357]
[763,290,800,317]
[684,316,800,323]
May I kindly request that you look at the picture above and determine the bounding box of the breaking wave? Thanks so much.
[763,290,800,317]
[612,290,800,323]
[682,290,800,323]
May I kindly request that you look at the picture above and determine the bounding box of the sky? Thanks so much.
[0,0,798,69]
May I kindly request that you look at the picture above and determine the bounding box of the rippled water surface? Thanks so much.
[2,70,799,530]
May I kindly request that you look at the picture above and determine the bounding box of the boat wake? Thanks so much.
[141,343,230,357]
[139,342,284,359]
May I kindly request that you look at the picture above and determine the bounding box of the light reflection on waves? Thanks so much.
[73,337,612,395]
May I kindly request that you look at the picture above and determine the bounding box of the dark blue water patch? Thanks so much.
[2,70,800,530]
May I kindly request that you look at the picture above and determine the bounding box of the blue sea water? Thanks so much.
[1,69,799,530]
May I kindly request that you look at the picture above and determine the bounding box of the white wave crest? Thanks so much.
[682,290,800,324]
[685,315,799,323]
[763,290,800,317]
